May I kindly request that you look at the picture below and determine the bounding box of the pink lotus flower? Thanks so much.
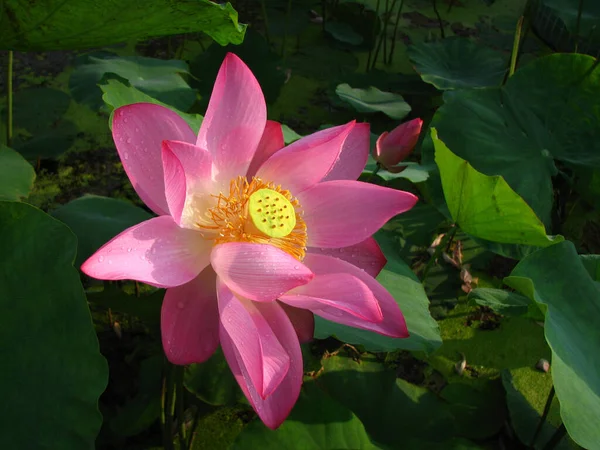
[82,53,418,429]
[375,118,423,172]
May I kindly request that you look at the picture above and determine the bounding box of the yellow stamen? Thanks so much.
[197,177,307,261]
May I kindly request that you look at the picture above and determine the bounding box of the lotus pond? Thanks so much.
[1,0,600,449]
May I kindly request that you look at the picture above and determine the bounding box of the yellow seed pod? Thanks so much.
[248,188,296,238]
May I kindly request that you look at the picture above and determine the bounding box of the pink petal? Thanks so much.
[375,118,423,168]
[218,280,290,399]
[255,122,355,194]
[323,122,370,181]
[220,293,302,429]
[161,266,219,365]
[161,140,212,225]
[196,53,267,182]
[298,180,418,248]
[280,273,383,323]
[303,253,409,338]
[307,237,387,278]
[112,103,196,216]
[279,303,315,343]
[247,121,285,178]
[210,243,314,302]
[81,216,211,288]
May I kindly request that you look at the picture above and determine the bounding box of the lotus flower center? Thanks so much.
[197,177,307,261]
[248,189,296,238]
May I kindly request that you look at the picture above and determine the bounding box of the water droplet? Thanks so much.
[123,117,129,123]
[135,127,140,132]
[118,110,124,117]
[124,152,129,160]
[98,255,105,262]
[126,137,132,144]
[119,137,124,142]
[127,248,132,253]
[351,253,356,258]
[108,259,113,265]
[177,301,185,310]
[339,248,344,253]
[294,265,299,270]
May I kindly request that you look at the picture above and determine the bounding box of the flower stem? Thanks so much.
[281,0,293,59]
[542,423,567,450]
[432,0,445,38]
[367,162,382,182]
[371,0,392,70]
[530,385,555,447]
[260,0,271,45]
[175,365,186,449]
[574,0,584,53]
[366,0,381,71]
[507,16,524,80]
[162,360,176,450]
[6,50,13,147]
[388,0,405,64]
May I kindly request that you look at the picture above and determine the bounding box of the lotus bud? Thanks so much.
[374,118,423,171]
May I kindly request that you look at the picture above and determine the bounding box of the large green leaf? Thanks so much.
[0,201,108,449]
[70,54,196,111]
[232,381,383,450]
[0,145,35,200]
[433,128,561,247]
[423,54,600,227]
[86,284,163,324]
[408,38,507,90]
[502,371,571,449]
[110,355,163,437]
[504,241,600,449]
[100,79,203,133]
[468,288,533,317]
[541,0,600,42]
[319,353,479,446]
[0,0,245,50]
[335,84,411,119]
[3,87,78,160]
[325,22,364,45]
[315,228,442,353]
[52,195,152,267]
[184,348,247,406]
[580,254,600,280]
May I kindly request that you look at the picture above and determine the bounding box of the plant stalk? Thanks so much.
[6,50,13,147]
[508,16,525,79]
[281,0,292,59]
[371,0,390,70]
[175,365,186,449]
[542,423,567,450]
[366,0,381,71]
[530,385,555,447]
[367,162,382,182]
[432,0,445,38]
[260,0,271,45]
[388,0,405,64]
[162,361,176,450]
[574,0,584,53]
